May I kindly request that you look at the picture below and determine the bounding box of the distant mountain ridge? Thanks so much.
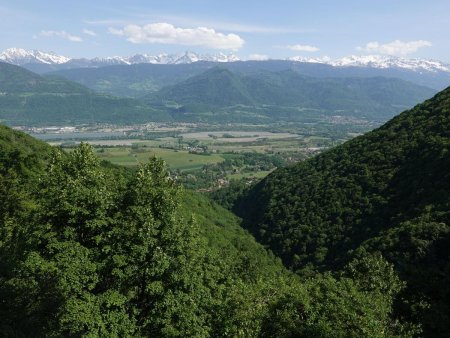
[288,54,450,73]
[145,67,437,122]
[0,48,239,67]
[0,61,435,126]
[0,61,169,125]
[0,47,71,65]
[2,47,449,74]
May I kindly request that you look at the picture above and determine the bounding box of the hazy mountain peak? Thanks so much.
[331,54,450,72]
[289,54,450,73]
[0,48,240,66]
[2,48,449,76]
[0,47,70,65]
[287,56,332,64]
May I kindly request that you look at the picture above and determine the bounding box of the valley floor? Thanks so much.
[17,120,377,191]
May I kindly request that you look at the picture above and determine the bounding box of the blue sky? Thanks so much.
[1,0,449,61]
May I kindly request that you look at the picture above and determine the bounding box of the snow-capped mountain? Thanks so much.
[90,56,130,66]
[2,47,449,76]
[0,48,70,65]
[331,55,450,72]
[288,54,450,73]
[288,56,331,64]
[0,48,240,66]
[103,51,241,65]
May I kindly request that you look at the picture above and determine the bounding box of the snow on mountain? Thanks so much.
[0,48,240,66]
[126,53,169,64]
[288,56,331,64]
[0,48,70,65]
[289,54,450,73]
[330,55,450,72]
[90,56,131,66]
[1,48,449,74]
[123,51,239,64]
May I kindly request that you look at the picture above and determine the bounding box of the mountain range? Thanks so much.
[2,47,450,74]
[0,62,169,125]
[47,59,450,97]
[2,48,449,95]
[289,54,450,72]
[0,61,436,125]
[0,48,239,68]
[145,67,436,122]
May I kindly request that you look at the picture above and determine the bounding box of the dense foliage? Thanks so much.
[0,125,416,336]
[236,87,450,336]
[0,62,169,125]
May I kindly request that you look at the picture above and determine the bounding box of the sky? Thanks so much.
[1,0,449,62]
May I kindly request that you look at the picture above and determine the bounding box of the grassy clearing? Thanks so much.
[227,170,272,180]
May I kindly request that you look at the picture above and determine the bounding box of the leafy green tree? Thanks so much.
[3,144,296,337]
[109,157,214,336]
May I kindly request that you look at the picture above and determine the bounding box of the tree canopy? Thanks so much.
[0,128,417,336]
[235,87,450,336]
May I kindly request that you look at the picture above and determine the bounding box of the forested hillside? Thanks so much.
[0,62,169,125]
[47,60,450,97]
[146,67,436,121]
[47,62,214,97]
[0,124,418,336]
[235,86,450,336]
[0,62,436,126]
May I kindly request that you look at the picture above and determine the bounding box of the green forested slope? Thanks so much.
[236,87,450,336]
[47,62,214,97]
[2,62,434,125]
[0,62,169,125]
[149,68,255,107]
[47,60,450,97]
[0,124,53,156]
[0,124,417,337]
[146,67,436,121]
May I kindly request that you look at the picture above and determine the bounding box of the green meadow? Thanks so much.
[95,147,224,171]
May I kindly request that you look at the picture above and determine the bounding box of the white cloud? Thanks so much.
[40,30,82,42]
[247,54,269,61]
[82,29,96,36]
[86,15,312,34]
[286,44,319,52]
[134,15,313,34]
[357,40,432,56]
[109,22,244,50]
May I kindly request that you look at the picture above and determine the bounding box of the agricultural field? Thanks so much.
[95,146,224,171]
[87,132,319,170]
[34,121,376,191]
[87,134,316,191]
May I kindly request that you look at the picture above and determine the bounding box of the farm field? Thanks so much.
[42,121,375,190]
[180,131,300,141]
[95,147,224,171]
[91,135,319,170]
[54,125,355,190]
